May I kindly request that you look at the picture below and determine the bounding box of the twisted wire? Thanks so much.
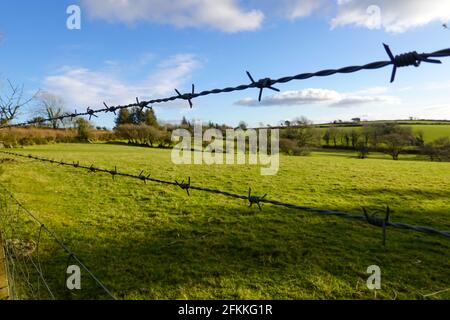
[2,151,449,240]
[1,44,449,129]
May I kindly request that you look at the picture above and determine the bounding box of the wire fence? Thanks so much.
[2,151,449,247]
[1,44,450,129]
[0,183,116,300]
[1,42,450,300]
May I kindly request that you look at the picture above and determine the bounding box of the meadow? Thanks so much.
[0,143,449,300]
[319,123,450,144]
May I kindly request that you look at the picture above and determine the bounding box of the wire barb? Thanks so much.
[246,71,280,102]
[383,43,442,83]
[138,170,150,184]
[175,177,191,196]
[87,107,98,120]
[103,102,117,115]
[110,166,118,180]
[363,206,391,246]
[248,188,267,211]
[175,84,195,108]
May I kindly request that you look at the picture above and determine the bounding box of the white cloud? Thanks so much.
[43,54,199,108]
[331,0,450,33]
[282,0,330,20]
[351,86,389,95]
[235,88,399,107]
[81,0,264,32]
[283,0,450,33]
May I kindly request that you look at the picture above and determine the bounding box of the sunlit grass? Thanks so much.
[0,143,449,300]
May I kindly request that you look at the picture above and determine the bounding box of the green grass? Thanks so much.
[0,143,449,300]
[406,124,450,141]
[319,123,450,144]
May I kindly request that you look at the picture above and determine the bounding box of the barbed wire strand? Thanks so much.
[2,151,449,241]
[1,44,450,129]
[0,182,117,300]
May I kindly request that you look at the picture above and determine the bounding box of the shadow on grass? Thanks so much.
[335,187,450,201]
[32,203,450,300]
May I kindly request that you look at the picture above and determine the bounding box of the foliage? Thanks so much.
[422,137,450,161]
[75,118,94,142]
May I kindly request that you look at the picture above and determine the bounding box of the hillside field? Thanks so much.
[318,122,450,144]
[0,144,449,300]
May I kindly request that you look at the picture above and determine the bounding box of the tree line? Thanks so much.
[278,119,450,161]
[1,80,449,160]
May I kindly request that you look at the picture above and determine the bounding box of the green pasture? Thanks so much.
[0,143,449,300]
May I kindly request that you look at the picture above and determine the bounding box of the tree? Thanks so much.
[0,80,37,125]
[382,126,415,160]
[422,137,450,161]
[35,91,67,129]
[323,130,331,146]
[415,130,425,147]
[181,116,189,126]
[343,131,350,147]
[115,108,131,128]
[356,140,370,159]
[328,127,340,147]
[128,107,145,125]
[281,117,321,156]
[237,121,248,130]
[75,118,93,141]
[143,107,158,127]
[350,129,361,148]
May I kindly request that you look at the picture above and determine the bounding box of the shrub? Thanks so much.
[280,138,304,156]
[422,137,450,161]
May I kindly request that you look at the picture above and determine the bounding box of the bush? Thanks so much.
[279,138,308,156]
[0,128,79,147]
[422,137,450,161]
[115,124,170,147]
[75,119,93,142]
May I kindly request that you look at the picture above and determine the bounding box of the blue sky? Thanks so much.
[1,0,450,128]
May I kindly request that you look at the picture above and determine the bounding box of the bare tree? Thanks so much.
[0,80,37,125]
[35,91,67,129]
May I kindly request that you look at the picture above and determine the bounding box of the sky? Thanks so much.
[0,0,450,128]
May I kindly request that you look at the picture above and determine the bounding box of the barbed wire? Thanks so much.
[1,44,450,129]
[0,182,117,300]
[2,151,449,244]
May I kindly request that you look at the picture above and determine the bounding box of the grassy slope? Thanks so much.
[319,123,450,144]
[0,143,449,300]
[406,124,450,141]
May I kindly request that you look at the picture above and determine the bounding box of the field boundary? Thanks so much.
[0,230,9,300]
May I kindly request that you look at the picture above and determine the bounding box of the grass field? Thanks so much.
[0,143,449,300]
[406,124,450,141]
[319,123,450,144]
